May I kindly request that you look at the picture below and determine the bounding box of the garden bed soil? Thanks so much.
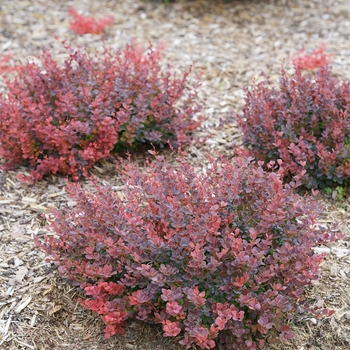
[0,0,350,349]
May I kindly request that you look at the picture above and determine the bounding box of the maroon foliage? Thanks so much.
[36,155,338,349]
[0,42,202,182]
[237,66,350,189]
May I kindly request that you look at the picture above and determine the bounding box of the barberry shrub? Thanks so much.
[68,7,114,35]
[0,43,202,182]
[237,66,350,189]
[291,43,333,70]
[36,155,337,350]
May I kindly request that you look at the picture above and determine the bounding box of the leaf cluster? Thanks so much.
[237,66,350,189]
[290,44,333,71]
[68,7,114,35]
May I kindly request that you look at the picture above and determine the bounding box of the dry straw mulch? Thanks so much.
[0,0,350,349]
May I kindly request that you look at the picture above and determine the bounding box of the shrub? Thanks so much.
[68,7,114,35]
[291,44,333,70]
[36,155,337,349]
[0,42,202,182]
[237,66,350,189]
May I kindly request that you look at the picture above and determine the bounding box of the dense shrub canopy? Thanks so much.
[36,156,337,349]
[0,42,202,182]
[237,66,350,189]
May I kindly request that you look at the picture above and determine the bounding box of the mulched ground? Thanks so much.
[0,0,350,349]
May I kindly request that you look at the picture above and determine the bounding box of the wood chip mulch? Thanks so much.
[0,0,350,349]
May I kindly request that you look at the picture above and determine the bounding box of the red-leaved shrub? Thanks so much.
[36,155,337,349]
[68,7,114,35]
[0,53,16,75]
[291,44,333,70]
[237,66,350,189]
[0,42,202,182]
